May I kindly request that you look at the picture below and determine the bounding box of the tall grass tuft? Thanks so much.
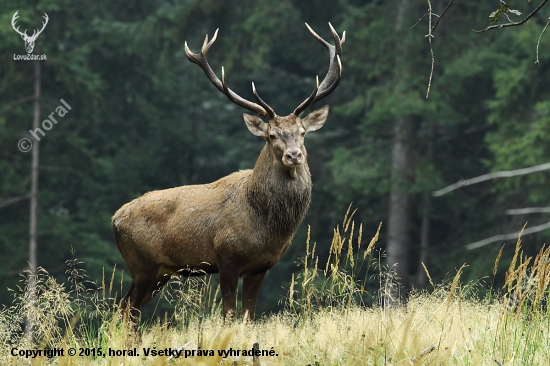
[1,207,549,365]
[289,204,382,319]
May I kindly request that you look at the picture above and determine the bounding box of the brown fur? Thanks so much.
[113,107,329,321]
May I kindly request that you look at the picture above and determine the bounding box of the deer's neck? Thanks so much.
[247,145,312,237]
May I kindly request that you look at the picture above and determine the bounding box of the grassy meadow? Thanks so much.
[1,208,549,365]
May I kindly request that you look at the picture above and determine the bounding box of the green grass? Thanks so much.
[1,208,549,365]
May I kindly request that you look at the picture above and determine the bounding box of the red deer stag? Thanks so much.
[113,23,345,322]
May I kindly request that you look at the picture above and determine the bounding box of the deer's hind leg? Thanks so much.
[120,273,172,329]
[124,276,156,323]
[119,282,135,315]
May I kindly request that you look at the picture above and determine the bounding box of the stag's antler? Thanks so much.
[11,11,27,38]
[293,23,345,117]
[185,30,275,119]
[185,24,345,118]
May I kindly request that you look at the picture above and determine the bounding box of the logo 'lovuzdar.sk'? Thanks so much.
[11,10,48,60]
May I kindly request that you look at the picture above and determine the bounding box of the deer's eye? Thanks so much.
[269,133,277,140]
[300,130,306,137]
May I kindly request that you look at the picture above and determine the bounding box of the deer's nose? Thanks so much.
[284,150,303,166]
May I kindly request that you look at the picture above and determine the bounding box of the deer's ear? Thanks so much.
[302,105,329,132]
[243,113,268,137]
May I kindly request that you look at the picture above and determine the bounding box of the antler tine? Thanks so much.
[328,22,345,54]
[184,41,198,64]
[304,23,330,49]
[185,29,273,118]
[222,66,268,117]
[221,66,233,100]
[184,30,217,66]
[252,82,276,119]
[201,28,218,54]
[293,23,344,116]
[292,76,319,117]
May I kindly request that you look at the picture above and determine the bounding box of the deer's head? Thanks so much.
[11,11,49,54]
[242,105,329,170]
[185,23,344,175]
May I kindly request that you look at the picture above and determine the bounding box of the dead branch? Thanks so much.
[506,207,550,215]
[0,194,31,209]
[466,220,550,249]
[433,162,550,197]
[431,0,456,33]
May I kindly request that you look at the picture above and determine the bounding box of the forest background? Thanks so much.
[1,0,549,317]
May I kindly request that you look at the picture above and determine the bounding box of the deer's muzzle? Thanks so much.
[283,149,303,167]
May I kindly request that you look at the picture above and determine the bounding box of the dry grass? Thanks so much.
[1,209,549,365]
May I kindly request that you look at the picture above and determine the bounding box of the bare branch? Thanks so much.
[426,31,435,98]
[506,207,550,215]
[431,0,456,33]
[474,0,549,33]
[536,17,550,64]
[433,162,550,197]
[416,0,456,98]
[0,194,30,209]
[466,221,550,250]
[411,13,437,30]
[425,0,435,98]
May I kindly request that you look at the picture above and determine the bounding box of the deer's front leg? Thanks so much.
[242,271,267,320]
[218,259,239,321]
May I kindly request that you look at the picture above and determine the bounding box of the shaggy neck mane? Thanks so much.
[246,144,312,238]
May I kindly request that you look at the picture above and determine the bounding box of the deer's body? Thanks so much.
[113,146,311,285]
[114,23,344,322]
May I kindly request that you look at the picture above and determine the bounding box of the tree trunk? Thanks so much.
[417,122,435,287]
[386,0,414,302]
[26,56,41,338]
[387,116,413,300]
